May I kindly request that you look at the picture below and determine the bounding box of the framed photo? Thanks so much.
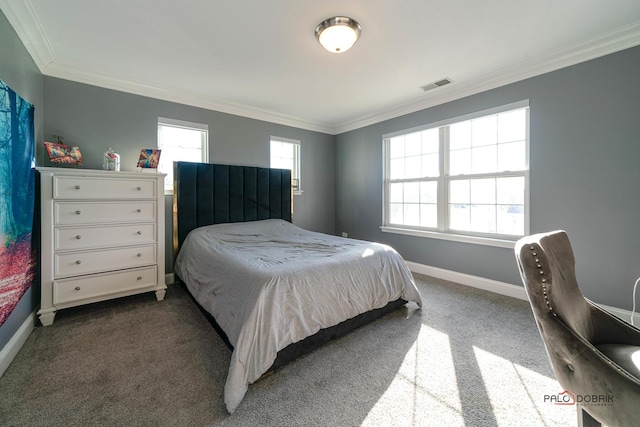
[44,141,83,166]
[137,149,161,169]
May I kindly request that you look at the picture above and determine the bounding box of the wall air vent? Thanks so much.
[420,78,453,92]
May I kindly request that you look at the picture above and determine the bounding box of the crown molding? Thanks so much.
[0,0,56,71]
[333,20,640,134]
[4,1,640,136]
[43,60,336,134]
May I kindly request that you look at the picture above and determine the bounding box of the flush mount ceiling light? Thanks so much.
[315,16,362,53]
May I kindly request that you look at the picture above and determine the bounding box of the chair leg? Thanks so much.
[577,406,601,427]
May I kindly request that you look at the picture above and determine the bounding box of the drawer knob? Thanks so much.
[75,185,80,190]
[137,276,142,280]
[137,186,142,191]
[75,260,82,264]
[137,208,142,213]
[137,231,142,235]
[137,253,142,257]
[76,235,82,240]
[76,210,81,215]
[75,286,81,291]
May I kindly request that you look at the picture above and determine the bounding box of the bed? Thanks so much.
[172,161,422,413]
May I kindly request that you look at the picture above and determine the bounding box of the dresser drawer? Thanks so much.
[53,266,157,305]
[54,245,156,278]
[53,176,157,199]
[54,201,156,225]
[55,223,157,251]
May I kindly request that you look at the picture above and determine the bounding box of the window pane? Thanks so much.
[471,145,497,173]
[496,176,524,204]
[390,203,403,224]
[421,153,439,177]
[497,204,524,235]
[389,136,405,158]
[405,155,422,179]
[421,128,439,153]
[405,132,422,156]
[470,205,496,233]
[420,204,437,228]
[404,204,420,226]
[389,183,403,203]
[449,149,471,175]
[390,158,405,180]
[470,178,496,204]
[272,141,294,161]
[161,126,203,149]
[271,144,294,170]
[471,115,497,147]
[404,182,420,203]
[497,140,525,172]
[498,109,526,143]
[449,204,470,230]
[450,121,471,150]
[420,181,437,204]
[449,179,470,204]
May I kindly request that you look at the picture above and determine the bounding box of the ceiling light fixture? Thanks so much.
[315,16,362,53]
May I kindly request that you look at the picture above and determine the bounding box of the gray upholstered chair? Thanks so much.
[514,230,640,427]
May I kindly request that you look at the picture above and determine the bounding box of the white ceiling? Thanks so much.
[2,1,640,134]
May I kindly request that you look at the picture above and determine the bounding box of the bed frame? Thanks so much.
[172,161,406,372]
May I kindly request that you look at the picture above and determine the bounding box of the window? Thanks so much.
[157,117,208,193]
[382,101,529,246]
[270,136,301,193]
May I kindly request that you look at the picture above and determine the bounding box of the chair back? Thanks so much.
[516,230,640,426]
[515,230,596,343]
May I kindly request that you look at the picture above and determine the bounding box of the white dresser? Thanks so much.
[37,167,167,326]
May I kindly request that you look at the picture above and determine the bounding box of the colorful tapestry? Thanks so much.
[0,79,36,327]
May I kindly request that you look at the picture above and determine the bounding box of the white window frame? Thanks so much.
[381,100,530,248]
[270,136,302,195]
[157,117,209,194]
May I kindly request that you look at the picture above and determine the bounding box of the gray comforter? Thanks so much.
[174,219,422,413]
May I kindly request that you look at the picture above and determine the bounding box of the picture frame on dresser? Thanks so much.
[36,167,167,326]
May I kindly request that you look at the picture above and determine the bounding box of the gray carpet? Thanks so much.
[0,274,575,426]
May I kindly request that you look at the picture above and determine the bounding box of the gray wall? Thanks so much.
[43,78,336,270]
[336,45,640,311]
[0,11,44,349]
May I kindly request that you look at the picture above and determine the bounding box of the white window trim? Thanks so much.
[381,100,530,248]
[158,117,209,195]
[158,116,209,132]
[271,136,303,195]
[379,226,517,249]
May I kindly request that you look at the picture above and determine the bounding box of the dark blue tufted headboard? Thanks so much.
[172,161,292,255]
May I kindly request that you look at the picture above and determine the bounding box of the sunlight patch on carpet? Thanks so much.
[473,346,575,426]
[362,325,464,426]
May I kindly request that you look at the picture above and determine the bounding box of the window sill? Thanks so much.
[380,226,516,249]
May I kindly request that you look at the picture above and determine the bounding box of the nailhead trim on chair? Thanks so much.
[530,245,556,316]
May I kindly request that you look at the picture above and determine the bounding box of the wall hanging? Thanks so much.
[0,78,36,327]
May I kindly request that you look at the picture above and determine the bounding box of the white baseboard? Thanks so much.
[405,261,636,324]
[0,311,36,378]
[406,261,528,301]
